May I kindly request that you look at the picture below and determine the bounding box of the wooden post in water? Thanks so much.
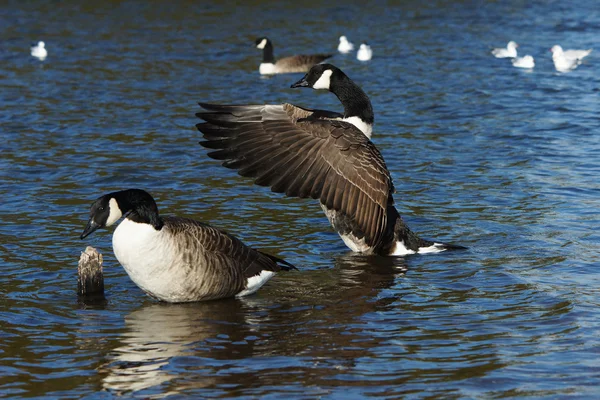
[78,246,105,298]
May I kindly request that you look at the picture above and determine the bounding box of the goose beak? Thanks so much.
[80,219,99,239]
[290,75,309,88]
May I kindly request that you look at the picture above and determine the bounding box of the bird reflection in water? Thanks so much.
[98,254,409,396]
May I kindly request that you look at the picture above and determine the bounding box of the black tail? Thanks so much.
[260,251,298,271]
[435,242,468,251]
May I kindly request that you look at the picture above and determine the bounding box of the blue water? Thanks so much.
[1,1,599,398]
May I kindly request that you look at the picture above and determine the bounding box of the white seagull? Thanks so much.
[550,45,591,72]
[30,41,47,60]
[357,43,372,61]
[491,41,518,58]
[512,55,535,69]
[337,36,354,53]
[550,45,592,60]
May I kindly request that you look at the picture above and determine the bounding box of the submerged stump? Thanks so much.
[78,246,105,298]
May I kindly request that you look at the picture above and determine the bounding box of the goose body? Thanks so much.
[338,36,354,53]
[80,189,295,302]
[357,43,372,61]
[255,37,332,75]
[196,64,464,256]
[512,55,535,69]
[31,41,47,59]
[491,41,518,58]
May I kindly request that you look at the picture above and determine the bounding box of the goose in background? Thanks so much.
[337,35,354,53]
[491,41,518,58]
[357,43,372,61]
[195,64,465,256]
[80,189,296,302]
[31,41,47,60]
[512,55,535,69]
[255,36,332,75]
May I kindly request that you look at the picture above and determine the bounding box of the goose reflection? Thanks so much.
[99,255,409,396]
[99,299,253,395]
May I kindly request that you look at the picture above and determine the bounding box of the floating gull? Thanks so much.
[550,45,592,61]
[550,45,588,72]
[512,55,535,69]
[31,41,47,60]
[357,43,372,61]
[491,41,518,58]
[337,35,354,53]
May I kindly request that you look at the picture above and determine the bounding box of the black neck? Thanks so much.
[262,41,275,63]
[111,189,163,230]
[331,72,374,124]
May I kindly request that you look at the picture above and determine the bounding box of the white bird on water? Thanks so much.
[31,41,47,60]
[512,55,535,69]
[550,45,591,72]
[357,43,372,61]
[491,41,518,58]
[337,36,354,53]
[551,44,592,61]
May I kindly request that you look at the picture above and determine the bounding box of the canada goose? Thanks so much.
[356,43,372,61]
[491,41,518,58]
[195,64,465,256]
[550,45,592,60]
[80,189,296,302]
[337,36,354,53]
[30,41,47,59]
[255,36,332,75]
[512,55,535,69]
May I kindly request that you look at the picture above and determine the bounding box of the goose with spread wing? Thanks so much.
[195,64,465,256]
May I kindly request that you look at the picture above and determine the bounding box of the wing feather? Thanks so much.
[196,103,393,247]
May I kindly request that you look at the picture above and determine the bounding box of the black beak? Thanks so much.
[80,219,99,240]
[290,75,310,88]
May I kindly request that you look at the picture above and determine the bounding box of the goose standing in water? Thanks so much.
[80,189,295,302]
[255,37,332,75]
[195,64,465,256]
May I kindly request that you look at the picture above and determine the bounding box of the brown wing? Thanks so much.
[196,103,393,249]
[164,216,294,283]
[276,54,333,73]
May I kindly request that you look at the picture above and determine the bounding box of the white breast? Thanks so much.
[259,63,278,75]
[113,219,187,302]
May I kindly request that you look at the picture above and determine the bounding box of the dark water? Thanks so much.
[1,0,599,398]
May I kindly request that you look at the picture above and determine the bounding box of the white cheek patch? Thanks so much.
[105,198,123,226]
[257,38,267,49]
[312,69,333,90]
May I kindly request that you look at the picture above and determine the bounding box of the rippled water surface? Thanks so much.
[2,1,600,398]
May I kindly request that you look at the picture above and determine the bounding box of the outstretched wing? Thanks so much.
[196,103,394,248]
